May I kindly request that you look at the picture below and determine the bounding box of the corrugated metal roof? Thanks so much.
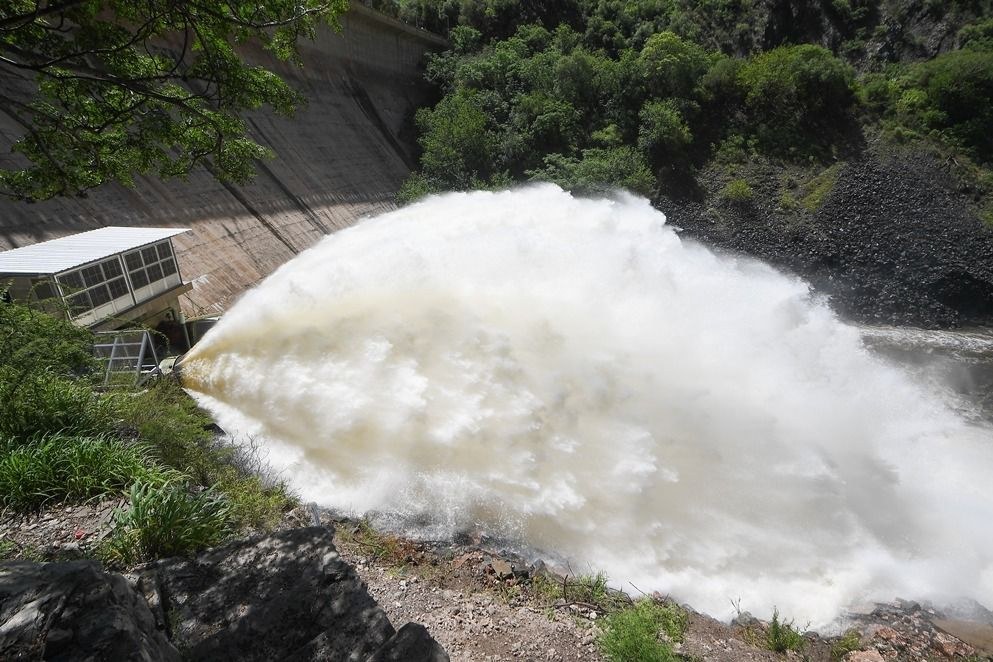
[0,227,190,275]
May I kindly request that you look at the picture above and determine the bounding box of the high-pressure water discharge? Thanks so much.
[181,185,993,628]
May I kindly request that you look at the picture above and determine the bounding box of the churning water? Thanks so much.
[182,185,993,627]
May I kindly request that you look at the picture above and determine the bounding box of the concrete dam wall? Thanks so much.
[0,5,445,315]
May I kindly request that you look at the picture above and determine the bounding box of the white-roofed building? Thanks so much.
[0,227,193,340]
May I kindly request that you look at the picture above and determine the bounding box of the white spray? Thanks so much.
[182,185,993,627]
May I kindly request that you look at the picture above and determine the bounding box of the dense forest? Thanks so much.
[374,0,992,223]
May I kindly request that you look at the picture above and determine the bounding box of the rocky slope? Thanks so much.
[662,145,993,328]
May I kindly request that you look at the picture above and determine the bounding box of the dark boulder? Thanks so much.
[130,526,447,662]
[0,560,180,661]
[1,527,448,662]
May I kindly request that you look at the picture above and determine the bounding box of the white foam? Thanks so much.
[183,185,993,627]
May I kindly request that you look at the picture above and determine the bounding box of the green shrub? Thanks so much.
[0,301,96,377]
[598,600,688,662]
[396,172,436,205]
[527,146,655,195]
[215,467,295,530]
[738,45,855,157]
[116,379,215,480]
[638,100,693,159]
[0,434,169,511]
[721,178,754,202]
[104,480,232,564]
[913,49,993,163]
[0,371,116,440]
[416,89,499,188]
[638,31,712,98]
[766,607,806,653]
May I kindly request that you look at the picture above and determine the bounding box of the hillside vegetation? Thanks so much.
[0,301,294,564]
[384,0,993,223]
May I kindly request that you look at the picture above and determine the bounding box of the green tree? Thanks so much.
[737,44,855,156]
[0,0,348,201]
[415,89,498,187]
[637,99,692,162]
[638,31,711,99]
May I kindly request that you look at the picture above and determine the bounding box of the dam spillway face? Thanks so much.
[0,6,445,315]
[181,185,993,627]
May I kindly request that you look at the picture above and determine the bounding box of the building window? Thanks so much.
[56,256,131,318]
[123,241,178,294]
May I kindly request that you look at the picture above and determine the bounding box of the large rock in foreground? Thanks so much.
[0,560,180,661]
[0,526,448,661]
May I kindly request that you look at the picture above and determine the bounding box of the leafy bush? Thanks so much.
[721,178,754,202]
[638,31,712,98]
[0,372,117,441]
[0,434,169,511]
[638,100,693,160]
[598,600,687,662]
[104,480,232,564]
[766,607,806,653]
[527,146,654,195]
[416,90,499,188]
[0,300,96,377]
[913,49,993,163]
[738,45,855,156]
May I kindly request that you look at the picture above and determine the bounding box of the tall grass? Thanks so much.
[0,371,116,440]
[598,600,688,662]
[0,433,171,511]
[103,480,233,565]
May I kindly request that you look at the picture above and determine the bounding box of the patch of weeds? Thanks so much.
[530,570,631,613]
[214,468,295,530]
[341,519,420,566]
[779,190,801,211]
[0,539,43,562]
[766,607,806,653]
[800,163,842,211]
[101,480,232,566]
[831,629,861,660]
[598,599,688,662]
[721,178,754,203]
[0,433,173,512]
[116,380,215,481]
[0,538,16,560]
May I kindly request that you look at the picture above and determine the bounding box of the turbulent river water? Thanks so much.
[181,185,993,627]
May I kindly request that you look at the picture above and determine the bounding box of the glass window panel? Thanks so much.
[125,251,143,270]
[108,277,129,299]
[147,263,163,282]
[141,247,158,264]
[90,284,111,306]
[130,269,149,289]
[58,270,84,290]
[67,291,92,314]
[102,258,122,278]
[161,258,177,276]
[156,242,172,260]
[82,265,103,287]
